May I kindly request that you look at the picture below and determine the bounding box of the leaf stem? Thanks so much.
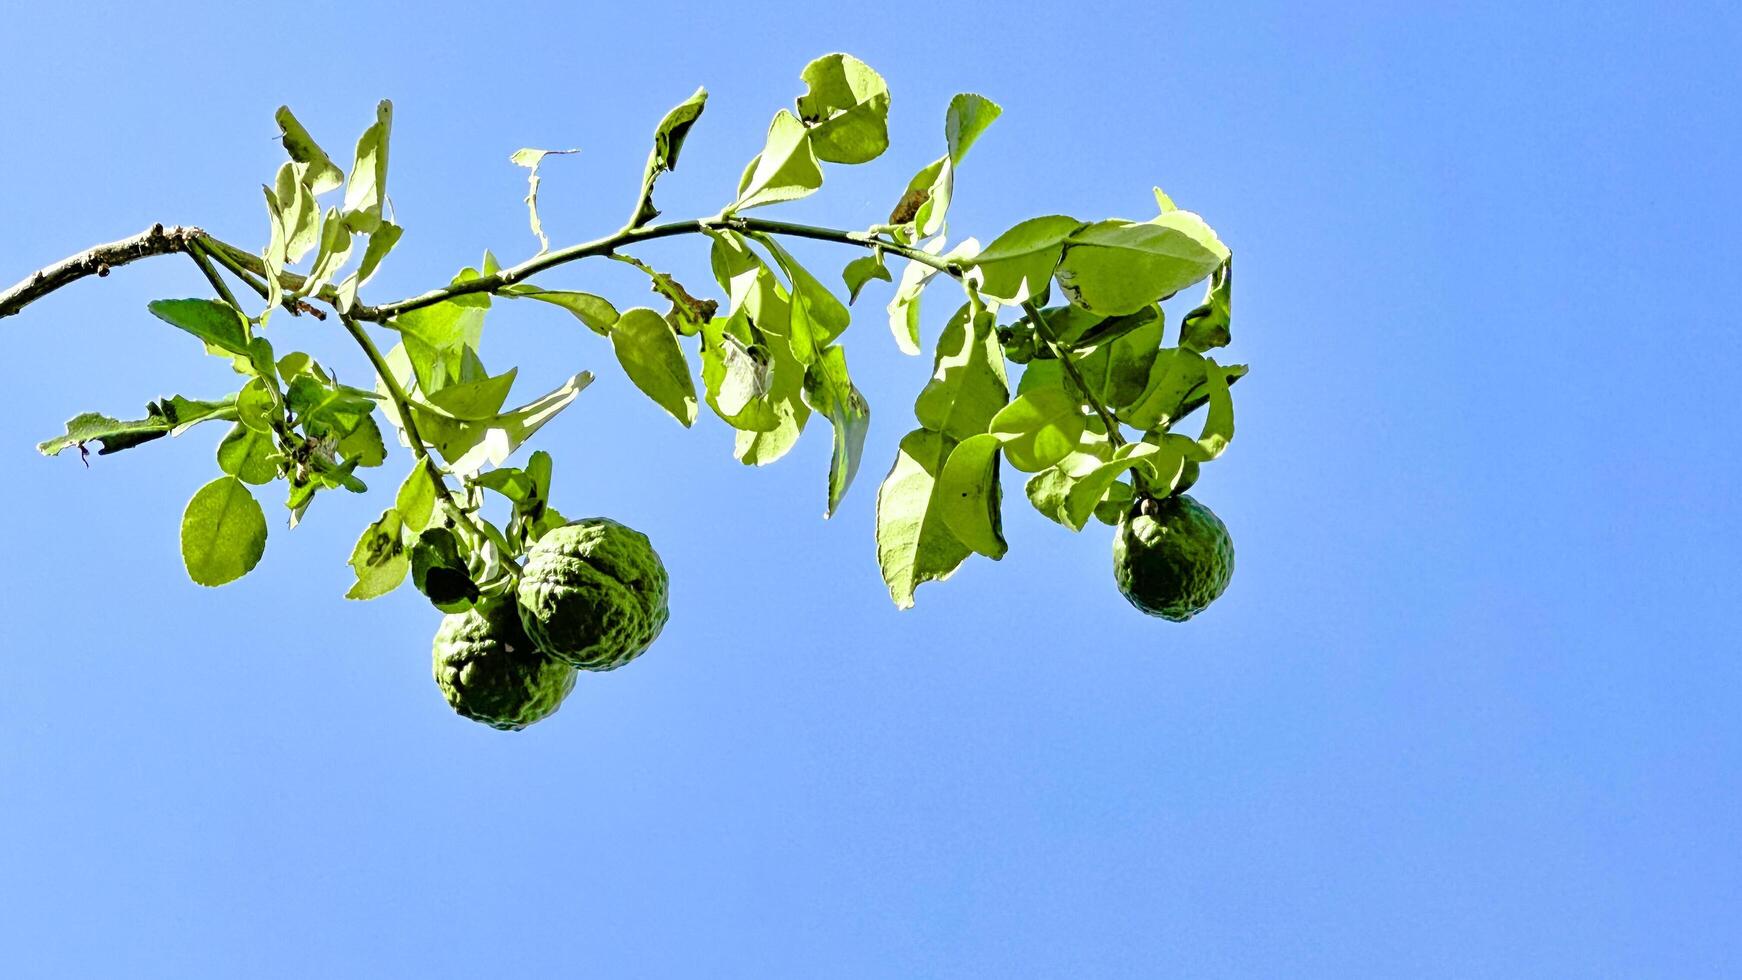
[337,313,515,580]
[196,235,325,320]
[1022,299,1127,452]
[185,240,244,313]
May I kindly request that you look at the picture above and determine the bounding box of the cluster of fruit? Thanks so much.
[431,518,668,730]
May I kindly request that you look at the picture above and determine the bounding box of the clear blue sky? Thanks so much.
[2,1,1738,976]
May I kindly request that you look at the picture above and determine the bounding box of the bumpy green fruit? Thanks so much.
[432,601,576,730]
[516,518,669,671]
[1112,493,1234,621]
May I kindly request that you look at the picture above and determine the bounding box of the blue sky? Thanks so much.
[2,1,1738,976]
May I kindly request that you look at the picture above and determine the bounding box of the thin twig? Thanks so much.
[1022,299,1127,451]
[185,240,243,312]
[337,313,515,580]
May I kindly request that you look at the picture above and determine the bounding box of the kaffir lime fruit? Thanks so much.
[1112,493,1234,621]
[432,600,577,731]
[516,518,669,671]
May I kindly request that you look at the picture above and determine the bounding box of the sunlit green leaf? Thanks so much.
[733,323,810,465]
[875,428,974,609]
[842,253,891,303]
[630,86,707,226]
[886,238,947,355]
[965,214,1080,304]
[755,234,850,358]
[989,385,1085,472]
[795,53,890,164]
[502,285,619,336]
[345,508,408,600]
[731,109,823,211]
[335,220,403,313]
[273,162,320,265]
[1054,212,1229,315]
[1179,255,1232,352]
[342,100,393,233]
[38,394,238,457]
[148,298,251,357]
[274,106,344,196]
[801,344,870,516]
[217,423,277,484]
[935,432,1006,558]
[423,365,518,420]
[913,305,1009,441]
[180,475,268,587]
[395,459,439,532]
[611,307,698,426]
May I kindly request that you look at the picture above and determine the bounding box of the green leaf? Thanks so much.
[801,345,870,517]
[888,94,1002,239]
[700,314,776,430]
[509,147,579,252]
[1054,212,1229,315]
[236,377,279,433]
[180,475,268,587]
[39,395,239,457]
[965,214,1080,304]
[345,508,409,600]
[423,365,518,420]
[1179,255,1233,352]
[274,107,344,196]
[630,86,707,225]
[336,413,386,468]
[842,253,891,303]
[342,100,393,233]
[935,432,1006,558]
[410,526,478,613]
[1027,442,1183,531]
[1121,349,1246,431]
[755,234,850,357]
[989,386,1085,472]
[913,305,1010,441]
[1152,186,1178,213]
[611,307,698,426]
[886,238,947,355]
[876,428,975,609]
[1168,354,1235,461]
[1073,309,1167,411]
[945,93,1001,163]
[398,372,593,476]
[148,299,251,356]
[260,186,287,314]
[286,374,378,423]
[731,109,823,211]
[732,322,810,465]
[391,301,485,395]
[795,53,890,164]
[217,423,277,484]
[301,207,354,299]
[395,459,440,532]
[335,220,403,313]
[273,162,321,265]
[474,450,563,551]
[502,286,620,336]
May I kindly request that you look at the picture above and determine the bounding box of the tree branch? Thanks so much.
[0,224,200,318]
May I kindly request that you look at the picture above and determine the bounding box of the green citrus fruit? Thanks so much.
[432,600,577,731]
[1112,493,1234,621]
[516,518,669,671]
